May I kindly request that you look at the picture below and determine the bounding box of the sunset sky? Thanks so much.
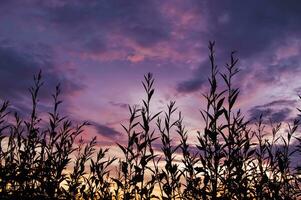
[1,0,301,149]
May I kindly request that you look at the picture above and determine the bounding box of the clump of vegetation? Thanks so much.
[0,42,301,199]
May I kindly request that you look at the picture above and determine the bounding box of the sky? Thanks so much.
[1,0,301,149]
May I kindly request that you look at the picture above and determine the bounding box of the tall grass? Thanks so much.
[0,42,301,199]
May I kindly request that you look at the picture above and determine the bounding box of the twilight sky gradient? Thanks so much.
[1,0,301,147]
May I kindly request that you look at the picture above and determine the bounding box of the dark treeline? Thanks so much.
[0,42,301,199]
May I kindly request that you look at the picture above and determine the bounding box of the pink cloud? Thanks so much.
[275,39,300,61]
[127,53,145,63]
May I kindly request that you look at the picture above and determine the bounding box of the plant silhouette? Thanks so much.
[0,42,301,199]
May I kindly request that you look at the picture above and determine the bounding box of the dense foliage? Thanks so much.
[0,42,301,199]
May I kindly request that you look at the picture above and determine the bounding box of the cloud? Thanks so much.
[0,42,84,116]
[176,74,206,93]
[294,87,301,96]
[259,100,297,108]
[43,0,171,48]
[109,101,128,109]
[176,59,212,93]
[29,0,207,65]
[177,0,301,93]
[127,54,145,63]
[249,107,292,123]
[248,99,296,123]
[93,122,121,138]
[202,0,301,57]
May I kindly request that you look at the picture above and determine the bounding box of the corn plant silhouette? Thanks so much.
[1,42,301,199]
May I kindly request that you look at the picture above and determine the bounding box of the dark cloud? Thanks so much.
[270,108,292,123]
[84,37,108,54]
[177,75,205,93]
[177,0,301,93]
[259,100,297,108]
[109,101,128,109]
[0,42,84,115]
[253,56,301,83]
[0,46,42,99]
[93,122,121,138]
[176,60,211,93]
[249,107,292,123]
[248,99,295,123]
[42,0,171,50]
[202,0,301,58]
